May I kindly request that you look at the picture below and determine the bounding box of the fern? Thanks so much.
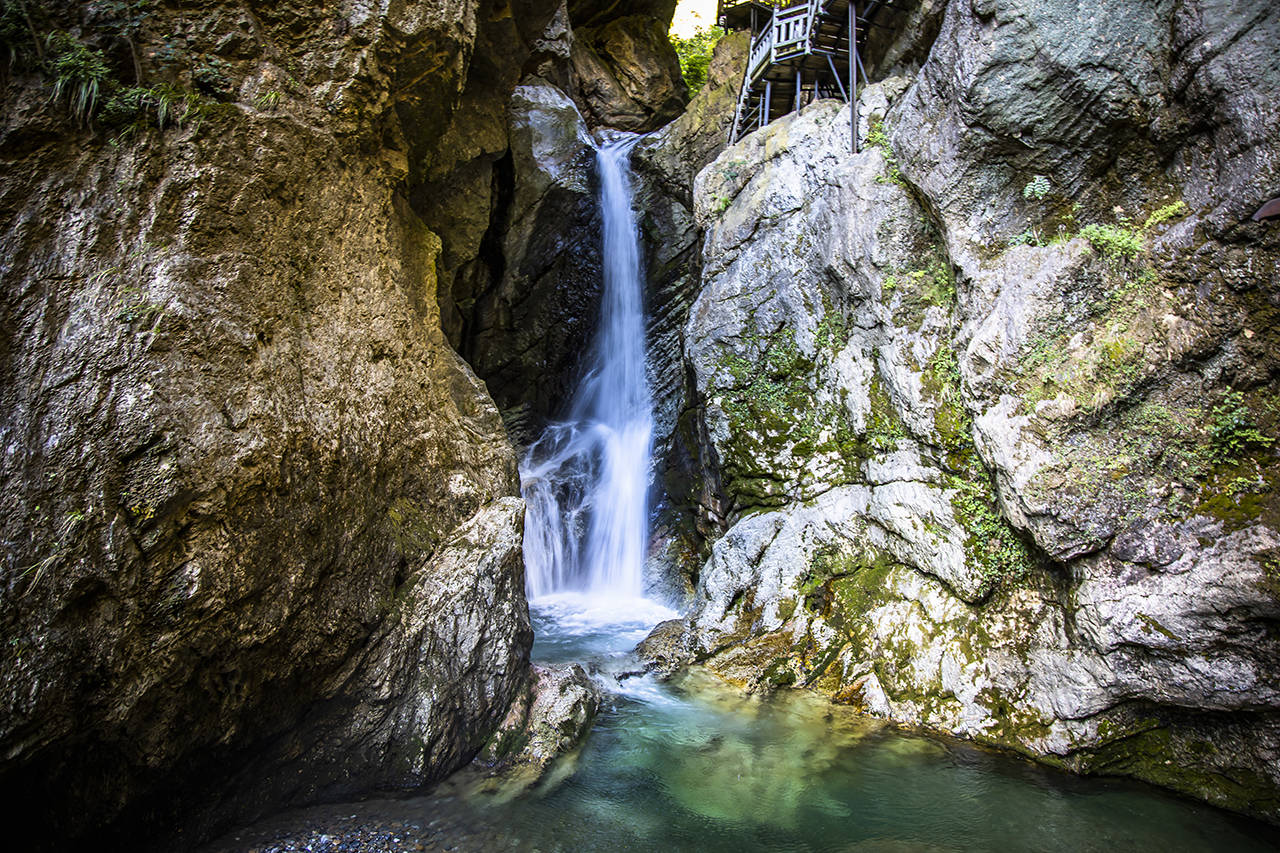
[46,32,111,124]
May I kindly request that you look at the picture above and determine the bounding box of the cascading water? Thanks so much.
[521,135,655,602]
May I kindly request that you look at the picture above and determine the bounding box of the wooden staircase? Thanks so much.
[723,0,899,150]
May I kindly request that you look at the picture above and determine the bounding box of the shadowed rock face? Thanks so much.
[428,1,690,439]
[567,0,688,132]
[642,0,1280,823]
[463,80,603,443]
[0,0,559,848]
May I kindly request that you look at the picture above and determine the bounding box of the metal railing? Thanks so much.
[746,25,774,81]
[772,3,813,56]
[732,0,832,143]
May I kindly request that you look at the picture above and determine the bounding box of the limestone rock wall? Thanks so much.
[435,0,692,442]
[567,0,688,132]
[633,31,748,596]
[657,0,1280,822]
[0,0,560,847]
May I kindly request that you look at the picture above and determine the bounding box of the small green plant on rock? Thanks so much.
[1008,227,1046,248]
[815,311,850,352]
[1022,175,1051,201]
[1209,391,1274,464]
[254,89,282,111]
[115,286,166,325]
[21,507,86,594]
[1079,222,1144,261]
[46,31,111,124]
[949,475,1033,590]
[719,158,747,180]
[864,374,906,452]
[1259,553,1280,598]
[1142,200,1188,231]
[102,82,201,133]
[1080,200,1189,262]
[1225,475,1269,497]
[867,118,905,186]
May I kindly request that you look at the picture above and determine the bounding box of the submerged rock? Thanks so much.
[476,663,602,780]
[635,618,691,677]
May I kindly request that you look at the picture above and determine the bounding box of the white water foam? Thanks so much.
[521,136,659,604]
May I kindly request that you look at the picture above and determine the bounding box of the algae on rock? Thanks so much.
[652,0,1280,816]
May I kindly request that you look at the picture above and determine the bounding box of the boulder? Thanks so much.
[568,1,688,131]
[477,662,602,781]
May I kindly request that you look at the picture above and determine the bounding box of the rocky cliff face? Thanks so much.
[649,0,1280,821]
[0,0,562,847]
[566,0,688,132]
[633,31,749,596]
[433,0,691,442]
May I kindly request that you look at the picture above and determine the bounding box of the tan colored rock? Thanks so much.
[569,10,687,131]
[0,0,558,847]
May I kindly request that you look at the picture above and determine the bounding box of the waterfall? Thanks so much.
[521,136,654,600]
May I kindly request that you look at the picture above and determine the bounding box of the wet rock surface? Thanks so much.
[0,0,560,848]
[464,80,601,441]
[631,32,747,599]
[651,0,1280,822]
[477,662,602,779]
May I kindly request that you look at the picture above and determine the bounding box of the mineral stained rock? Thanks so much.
[651,0,1280,821]
[0,0,558,847]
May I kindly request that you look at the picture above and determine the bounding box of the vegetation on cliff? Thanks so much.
[671,24,724,98]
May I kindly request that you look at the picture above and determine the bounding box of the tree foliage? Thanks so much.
[671,25,724,98]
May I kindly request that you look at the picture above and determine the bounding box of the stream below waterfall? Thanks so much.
[206,137,1280,853]
[211,596,1280,853]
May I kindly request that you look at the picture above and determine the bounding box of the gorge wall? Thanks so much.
[0,0,682,848]
[644,0,1280,823]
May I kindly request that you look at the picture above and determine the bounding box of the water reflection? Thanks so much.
[207,591,1280,853]
[433,601,1280,853]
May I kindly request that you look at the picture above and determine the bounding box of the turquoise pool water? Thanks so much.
[210,594,1280,852]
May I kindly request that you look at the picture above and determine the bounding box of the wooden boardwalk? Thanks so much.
[719,1,902,151]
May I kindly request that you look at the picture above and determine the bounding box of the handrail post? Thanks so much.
[850,0,858,153]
